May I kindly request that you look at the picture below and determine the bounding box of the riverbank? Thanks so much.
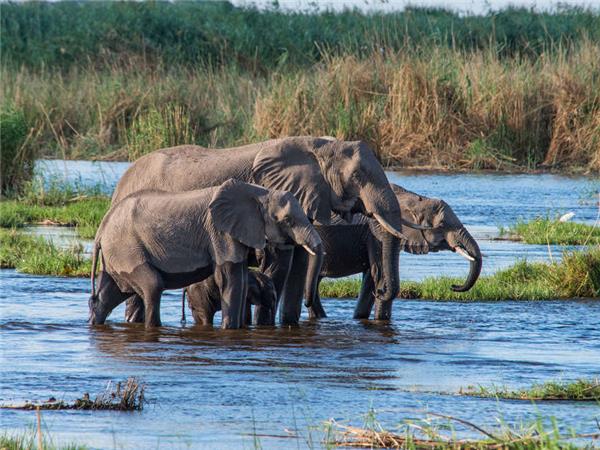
[2,5,599,180]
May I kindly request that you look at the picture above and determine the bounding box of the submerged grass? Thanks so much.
[0,433,87,450]
[501,217,600,245]
[320,248,600,300]
[325,409,598,449]
[461,379,600,401]
[0,229,90,277]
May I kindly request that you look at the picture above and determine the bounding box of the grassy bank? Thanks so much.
[501,217,600,245]
[321,248,600,300]
[1,4,599,174]
[0,229,90,277]
[461,379,600,401]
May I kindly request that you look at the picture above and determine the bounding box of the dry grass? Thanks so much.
[255,41,600,172]
[0,378,145,411]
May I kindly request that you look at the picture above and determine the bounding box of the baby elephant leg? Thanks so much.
[248,271,277,326]
[186,279,220,326]
[127,264,164,328]
[124,295,145,323]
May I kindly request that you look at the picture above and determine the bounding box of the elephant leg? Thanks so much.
[259,245,294,308]
[189,294,218,326]
[124,294,145,323]
[307,277,326,319]
[373,298,393,321]
[127,264,164,328]
[89,271,132,325]
[354,271,376,319]
[214,261,248,329]
[280,247,308,325]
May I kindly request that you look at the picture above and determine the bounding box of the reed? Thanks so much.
[461,378,600,401]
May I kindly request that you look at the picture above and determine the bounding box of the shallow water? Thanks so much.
[1,269,599,449]
[1,161,597,448]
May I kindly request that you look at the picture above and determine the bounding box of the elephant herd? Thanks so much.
[89,136,481,329]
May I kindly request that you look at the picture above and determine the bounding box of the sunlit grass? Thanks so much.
[501,217,600,245]
[320,248,600,300]
[461,379,600,401]
[0,229,90,277]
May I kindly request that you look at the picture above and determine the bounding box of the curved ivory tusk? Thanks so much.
[302,244,317,256]
[373,213,409,240]
[400,217,434,230]
[455,247,475,262]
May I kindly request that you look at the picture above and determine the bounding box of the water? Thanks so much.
[1,160,598,448]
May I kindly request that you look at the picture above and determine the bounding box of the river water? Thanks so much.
[0,160,598,449]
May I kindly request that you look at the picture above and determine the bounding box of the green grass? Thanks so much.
[0,229,90,277]
[501,217,600,245]
[0,105,33,195]
[0,433,87,450]
[0,198,109,239]
[320,248,600,300]
[461,379,600,401]
[325,408,594,449]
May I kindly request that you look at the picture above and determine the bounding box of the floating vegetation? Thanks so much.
[460,379,600,401]
[0,378,145,412]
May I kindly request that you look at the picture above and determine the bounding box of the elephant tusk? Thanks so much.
[373,213,409,241]
[455,246,475,262]
[302,244,316,256]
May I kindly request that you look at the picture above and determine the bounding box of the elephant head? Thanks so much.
[209,179,323,263]
[392,184,482,292]
[251,137,424,235]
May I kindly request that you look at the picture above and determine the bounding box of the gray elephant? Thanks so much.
[306,184,482,320]
[88,179,322,329]
[112,136,427,325]
[184,271,277,326]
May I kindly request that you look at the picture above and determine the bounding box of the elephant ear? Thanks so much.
[209,179,266,250]
[251,140,333,224]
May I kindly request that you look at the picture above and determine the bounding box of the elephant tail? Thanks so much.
[90,241,101,299]
[180,288,187,325]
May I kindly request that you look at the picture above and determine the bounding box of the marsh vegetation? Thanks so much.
[460,379,600,401]
[1,3,599,188]
[500,217,600,245]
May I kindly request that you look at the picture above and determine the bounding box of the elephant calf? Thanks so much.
[88,179,322,329]
[185,271,277,326]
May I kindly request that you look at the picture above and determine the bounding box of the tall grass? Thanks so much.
[0,105,34,195]
[2,3,599,70]
[1,4,599,171]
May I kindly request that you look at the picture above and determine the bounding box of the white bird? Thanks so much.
[558,212,575,222]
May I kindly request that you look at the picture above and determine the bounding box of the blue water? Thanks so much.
[0,160,597,449]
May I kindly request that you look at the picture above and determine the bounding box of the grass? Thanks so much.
[460,379,600,401]
[320,247,600,300]
[1,5,599,172]
[324,409,598,449]
[0,105,33,195]
[0,433,87,450]
[501,217,600,245]
[0,229,90,277]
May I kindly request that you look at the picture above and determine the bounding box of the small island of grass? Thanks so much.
[460,379,600,401]
[500,217,600,245]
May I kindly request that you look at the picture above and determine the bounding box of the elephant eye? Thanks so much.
[283,216,293,226]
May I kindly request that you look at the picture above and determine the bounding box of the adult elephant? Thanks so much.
[112,136,426,325]
[306,184,482,320]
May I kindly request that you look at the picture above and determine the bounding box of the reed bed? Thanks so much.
[460,378,600,401]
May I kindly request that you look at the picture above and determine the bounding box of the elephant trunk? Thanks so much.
[359,182,427,241]
[450,228,482,292]
[290,224,323,308]
[377,230,400,303]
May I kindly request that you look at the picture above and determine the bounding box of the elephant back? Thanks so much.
[314,224,370,277]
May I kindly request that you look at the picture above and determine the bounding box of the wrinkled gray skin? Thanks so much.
[89,179,322,329]
[185,271,277,326]
[306,184,482,320]
[112,136,426,325]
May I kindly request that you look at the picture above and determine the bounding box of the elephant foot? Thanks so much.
[307,305,327,320]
